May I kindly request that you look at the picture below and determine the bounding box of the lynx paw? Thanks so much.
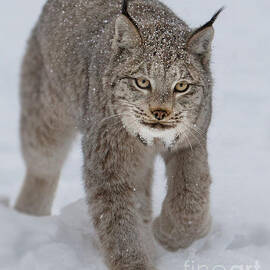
[152,216,211,251]
[152,217,192,251]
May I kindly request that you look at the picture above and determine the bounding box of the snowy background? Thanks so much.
[0,0,269,269]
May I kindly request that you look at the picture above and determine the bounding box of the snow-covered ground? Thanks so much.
[0,0,269,269]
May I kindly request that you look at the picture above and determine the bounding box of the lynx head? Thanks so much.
[107,0,223,148]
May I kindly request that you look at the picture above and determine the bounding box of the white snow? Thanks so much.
[0,0,269,269]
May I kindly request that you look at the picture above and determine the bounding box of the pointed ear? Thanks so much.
[187,7,224,64]
[113,14,142,50]
[187,26,214,56]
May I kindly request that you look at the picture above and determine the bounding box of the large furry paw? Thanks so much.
[152,217,192,251]
[152,216,212,251]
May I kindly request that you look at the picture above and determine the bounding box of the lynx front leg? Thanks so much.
[82,128,157,270]
[153,145,212,251]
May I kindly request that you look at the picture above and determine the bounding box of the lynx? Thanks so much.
[15,0,222,269]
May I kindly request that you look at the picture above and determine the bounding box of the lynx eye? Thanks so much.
[174,81,190,93]
[135,78,151,90]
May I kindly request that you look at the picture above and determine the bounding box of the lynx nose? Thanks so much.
[151,109,171,121]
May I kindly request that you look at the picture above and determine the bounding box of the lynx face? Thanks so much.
[106,13,214,148]
[113,58,209,147]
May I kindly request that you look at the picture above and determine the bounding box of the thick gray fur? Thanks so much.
[15,0,221,269]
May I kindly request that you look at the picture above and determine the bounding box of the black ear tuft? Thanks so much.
[121,0,138,29]
[186,7,224,65]
[122,0,129,17]
[193,7,225,36]
[210,7,225,24]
